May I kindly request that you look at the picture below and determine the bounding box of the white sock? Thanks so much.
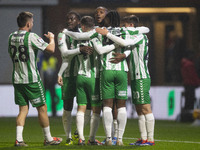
[113,119,118,138]
[42,126,53,142]
[145,113,155,142]
[117,107,127,141]
[62,110,72,139]
[103,107,113,139]
[76,111,85,140]
[89,113,100,142]
[16,126,23,142]
[138,115,147,140]
[84,109,91,126]
[102,114,106,136]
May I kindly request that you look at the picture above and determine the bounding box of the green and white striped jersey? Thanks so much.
[76,40,100,78]
[8,30,48,84]
[95,27,129,72]
[57,32,79,77]
[106,27,150,80]
[129,34,150,80]
[62,27,149,76]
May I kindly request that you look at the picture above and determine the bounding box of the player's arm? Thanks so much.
[57,61,69,86]
[107,33,143,47]
[109,50,131,64]
[95,28,143,47]
[30,32,55,53]
[44,32,55,53]
[129,26,150,34]
[90,37,117,55]
[63,29,96,40]
[137,26,150,34]
[58,33,81,57]
[58,33,93,57]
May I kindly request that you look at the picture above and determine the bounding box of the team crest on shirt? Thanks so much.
[37,37,45,44]
[58,37,63,46]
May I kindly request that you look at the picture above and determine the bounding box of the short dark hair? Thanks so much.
[81,16,95,29]
[122,15,139,27]
[17,12,33,28]
[67,11,81,21]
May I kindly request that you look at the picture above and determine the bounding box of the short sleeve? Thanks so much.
[30,33,48,51]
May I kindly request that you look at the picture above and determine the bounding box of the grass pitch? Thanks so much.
[0,117,200,150]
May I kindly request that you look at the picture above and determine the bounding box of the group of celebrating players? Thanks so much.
[57,6,155,146]
[8,6,155,147]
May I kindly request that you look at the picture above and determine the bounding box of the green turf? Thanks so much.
[0,117,200,150]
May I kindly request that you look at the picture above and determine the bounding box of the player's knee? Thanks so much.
[37,104,47,113]
[116,99,126,108]
[103,99,113,107]
[63,100,74,111]
[64,105,73,111]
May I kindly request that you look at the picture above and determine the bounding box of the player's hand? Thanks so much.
[80,45,93,55]
[44,32,54,39]
[109,53,126,64]
[95,27,108,36]
[57,76,63,86]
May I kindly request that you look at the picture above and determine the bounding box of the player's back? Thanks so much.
[101,27,129,72]
[77,39,100,78]
[129,34,150,80]
[8,30,47,84]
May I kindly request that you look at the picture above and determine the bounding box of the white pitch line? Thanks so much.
[94,136,200,145]
[58,134,200,144]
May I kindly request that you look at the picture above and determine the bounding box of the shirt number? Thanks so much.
[10,45,29,62]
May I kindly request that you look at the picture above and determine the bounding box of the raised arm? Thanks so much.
[107,33,143,47]
[63,29,95,40]
[44,32,55,53]
[95,28,143,47]
[91,38,117,55]
[130,26,150,34]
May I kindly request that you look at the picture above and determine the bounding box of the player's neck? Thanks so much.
[69,26,79,32]
[19,27,29,32]
[98,21,104,27]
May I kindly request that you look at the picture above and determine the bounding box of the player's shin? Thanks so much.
[138,115,147,140]
[145,113,155,142]
[117,107,127,142]
[89,113,100,141]
[62,110,72,139]
[76,111,85,140]
[103,107,113,141]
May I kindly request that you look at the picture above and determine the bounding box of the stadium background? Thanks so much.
[0,0,200,119]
